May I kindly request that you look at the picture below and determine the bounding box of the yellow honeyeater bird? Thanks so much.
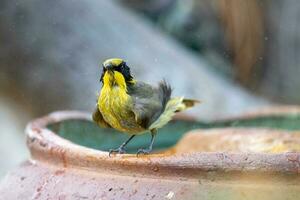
[93,58,199,155]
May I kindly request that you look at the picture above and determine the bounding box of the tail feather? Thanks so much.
[149,97,200,130]
[176,99,200,112]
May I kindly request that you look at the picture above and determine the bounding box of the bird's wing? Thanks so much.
[92,106,112,128]
[128,81,171,129]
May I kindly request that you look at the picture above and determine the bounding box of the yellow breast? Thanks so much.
[97,70,145,134]
[98,84,129,130]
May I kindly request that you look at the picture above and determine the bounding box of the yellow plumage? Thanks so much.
[94,58,199,155]
[98,70,144,133]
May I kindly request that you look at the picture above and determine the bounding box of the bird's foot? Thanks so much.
[136,148,152,156]
[109,147,126,157]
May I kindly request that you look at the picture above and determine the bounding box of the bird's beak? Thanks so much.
[106,69,114,75]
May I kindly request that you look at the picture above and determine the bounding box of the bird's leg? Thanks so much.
[137,129,157,156]
[109,135,135,157]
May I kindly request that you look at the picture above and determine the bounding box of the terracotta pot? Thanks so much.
[1,107,300,200]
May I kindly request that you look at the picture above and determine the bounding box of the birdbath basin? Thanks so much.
[1,108,300,199]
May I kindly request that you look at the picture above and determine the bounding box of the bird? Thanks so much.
[93,58,199,156]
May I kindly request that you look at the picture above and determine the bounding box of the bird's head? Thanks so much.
[100,58,135,88]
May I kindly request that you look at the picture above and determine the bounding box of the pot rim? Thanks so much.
[215,105,300,121]
[26,108,300,177]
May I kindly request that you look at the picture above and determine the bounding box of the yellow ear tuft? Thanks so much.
[128,79,137,84]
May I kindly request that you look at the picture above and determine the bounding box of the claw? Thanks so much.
[109,147,126,157]
[136,148,152,156]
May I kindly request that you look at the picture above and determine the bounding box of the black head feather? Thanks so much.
[100,66,106,83]
[117,61,133,83]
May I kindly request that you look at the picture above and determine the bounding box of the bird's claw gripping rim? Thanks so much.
[109,147,126,157]
[136,148,152,156]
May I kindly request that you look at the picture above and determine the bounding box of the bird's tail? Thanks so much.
[176,98,201,112]
[149,97,200,130]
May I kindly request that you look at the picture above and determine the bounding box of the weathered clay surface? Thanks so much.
[168,128,300,154]
[2,160,300,200]
[1,110,300,199]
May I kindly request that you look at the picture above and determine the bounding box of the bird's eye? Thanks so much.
[114,64,123,72]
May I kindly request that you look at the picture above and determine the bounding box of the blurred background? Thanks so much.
[0,0,300,178]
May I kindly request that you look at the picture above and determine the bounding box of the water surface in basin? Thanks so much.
[48,114,300,153]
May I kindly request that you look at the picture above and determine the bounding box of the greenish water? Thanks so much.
[48,114,300,153]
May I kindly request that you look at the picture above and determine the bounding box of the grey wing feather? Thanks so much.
[128,80,172,129]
